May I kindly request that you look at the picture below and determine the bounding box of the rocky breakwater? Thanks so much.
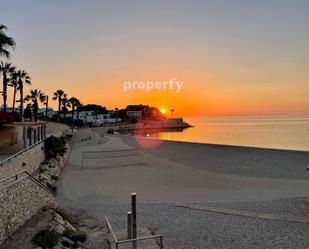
[116,118,192,132]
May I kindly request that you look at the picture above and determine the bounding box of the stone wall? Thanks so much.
[0,176,57,244]
[0,127,23,149]
[0,141,46,181]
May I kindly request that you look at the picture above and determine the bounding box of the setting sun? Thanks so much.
[160,108,167,115]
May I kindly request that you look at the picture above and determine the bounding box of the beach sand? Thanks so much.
[58,130,309,249]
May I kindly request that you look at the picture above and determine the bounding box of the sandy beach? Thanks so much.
[58,130,309,249]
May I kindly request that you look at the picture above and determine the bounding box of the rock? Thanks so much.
[54,213,65,225]
[38,173,49,181]
[52,245,63,249]
[60,236,75,246]
[52,223,66,234]
[64,221,77,232]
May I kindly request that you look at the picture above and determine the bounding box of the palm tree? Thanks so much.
[9,69,18,112]
[0,24,15,58]
[76,102,83,129]
[61,97,70,119]
[0,61,15,111]
[25,89,45,121]
[52,90,66,120]
[68,97,80,131]
[170,109,175,119]
[44,95,49,116]
[13,69,31,119]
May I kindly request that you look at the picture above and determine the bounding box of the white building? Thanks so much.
[74,111,121,125]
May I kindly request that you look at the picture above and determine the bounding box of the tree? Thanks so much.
[61,97,70,119]
[9,69,18,112]
[13,69,31,119]
[68,97,80,131]
[52,90,66,120]
[0,24,15,58]
[44,95,49,116]
[25,89,45,121]
[24,103,32,120]
[170,109,175,119]
[0,61,15,112]
[78,104,107,114]
[76,101,83,129]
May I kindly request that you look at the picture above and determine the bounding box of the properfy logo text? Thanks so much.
[123,77,184,93]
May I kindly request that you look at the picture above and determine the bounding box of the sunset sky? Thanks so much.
[1,0,308,117]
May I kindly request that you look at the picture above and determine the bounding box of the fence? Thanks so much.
[105,218,163,249]
[0,169,56,197]
[0,135,49,167]
[81,148,143,169]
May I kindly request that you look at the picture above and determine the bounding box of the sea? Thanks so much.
[143,116,309,151]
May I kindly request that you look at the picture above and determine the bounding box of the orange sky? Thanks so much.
[2,1,309,117]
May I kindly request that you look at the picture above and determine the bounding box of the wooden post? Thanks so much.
[127,211,132,239]
[139,149,144,164]
[131,193,137,249]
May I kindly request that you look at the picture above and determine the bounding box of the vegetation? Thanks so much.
[53,208,78,225]
[25,89,46,121]
[0,61,15,112]
[78,104,107,114]
[51,175,58,181]
[31,230,60,248]
[0,24,15,58]
[14,69,31,118]
[1,24,167,126]
[44,135,67,159]
[23,104,32,120]
[53,89,67,119]
[63,229,87,244]
[68,97,81,130]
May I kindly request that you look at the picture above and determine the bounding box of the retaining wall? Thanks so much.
[0,141,45,181]
[0,176,57,244]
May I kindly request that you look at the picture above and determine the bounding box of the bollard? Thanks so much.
[160,236,164,249]
[139,149,144,164]
[127,211,132,239]
[131,193,137,249]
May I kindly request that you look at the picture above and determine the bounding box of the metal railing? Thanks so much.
[105,217,163,249]
[0,169,56,197]
[0,135,49,167]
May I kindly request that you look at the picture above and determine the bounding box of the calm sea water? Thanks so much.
[145,116,309,151]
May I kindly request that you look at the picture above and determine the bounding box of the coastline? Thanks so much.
[107,118,192,132]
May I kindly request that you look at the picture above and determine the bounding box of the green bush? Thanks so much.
[44,135,67,159]
[53,208,77,225]
[31,230,60,248]
[63,229,87,243]
[51,175,58,181]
